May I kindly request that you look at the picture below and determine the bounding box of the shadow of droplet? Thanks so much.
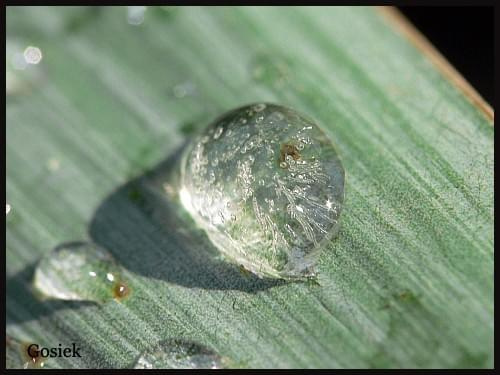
[88,141,285,293]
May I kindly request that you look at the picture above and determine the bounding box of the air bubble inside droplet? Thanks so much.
[180,103,344,279]
[252,103,266,112]
[213,126,224,139]
[32,241,129,303]
[133,339,229,369]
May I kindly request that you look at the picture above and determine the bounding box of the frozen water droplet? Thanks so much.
[180,103,344,279]
[33,241,130,303]
[133,339,229,369]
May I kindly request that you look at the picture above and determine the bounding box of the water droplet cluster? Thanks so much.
[180,103,344,279]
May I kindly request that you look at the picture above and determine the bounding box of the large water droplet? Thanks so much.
[180,103,344,279]
[133,339,229,369]
[32,241,130,303]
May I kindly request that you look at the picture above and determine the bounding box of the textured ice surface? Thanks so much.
[180,103,344,279]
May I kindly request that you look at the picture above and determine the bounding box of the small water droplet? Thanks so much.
[180,103,344,279]
[46,158,60,172]
[23,46,42,65]
[172,81,197,98]
[127,6,147,25]
[133,339,229,369]
[32,241,129,303]
[6,203,11,215]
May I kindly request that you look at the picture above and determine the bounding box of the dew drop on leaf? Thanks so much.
[133,339,229,369]
[32,241,130,303]
[180,103,344,279]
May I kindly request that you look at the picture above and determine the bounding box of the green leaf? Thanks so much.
[6,6,493,369]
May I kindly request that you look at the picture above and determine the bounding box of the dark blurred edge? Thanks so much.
[399,7,493,105]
